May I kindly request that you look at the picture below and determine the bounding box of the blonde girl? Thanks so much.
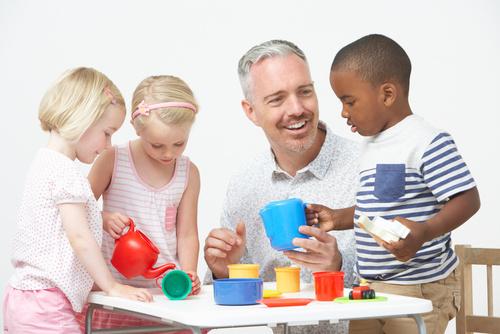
[81,75,201,331]
[3,67,152,333]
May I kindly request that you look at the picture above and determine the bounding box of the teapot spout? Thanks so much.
[143,263,176,279]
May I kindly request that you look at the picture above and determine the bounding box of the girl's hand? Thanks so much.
[102,211,130,239]
[186,271,201,295]
[107,283,153,302]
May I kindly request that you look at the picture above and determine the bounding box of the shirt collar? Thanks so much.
[266,121,334,180]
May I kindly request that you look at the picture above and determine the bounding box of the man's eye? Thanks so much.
[269,97,283,105]
[301,89,313,96]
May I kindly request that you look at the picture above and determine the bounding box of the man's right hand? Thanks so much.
[204,222,246,279]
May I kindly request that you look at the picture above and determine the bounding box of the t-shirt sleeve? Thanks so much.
[53,164,89,205]
[421,132,476,203]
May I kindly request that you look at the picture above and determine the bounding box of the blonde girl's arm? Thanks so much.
[59,202,152,302]
[88,148,115,200]
[88,148,130,238]
[176,162,201,294]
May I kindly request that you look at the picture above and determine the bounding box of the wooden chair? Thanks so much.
[455,245,500,333]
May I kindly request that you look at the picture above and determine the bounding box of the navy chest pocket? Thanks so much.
[374,164,406,201]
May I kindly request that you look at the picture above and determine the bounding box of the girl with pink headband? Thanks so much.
[77,75,201,332]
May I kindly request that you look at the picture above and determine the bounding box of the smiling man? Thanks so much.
[204,40,360,333]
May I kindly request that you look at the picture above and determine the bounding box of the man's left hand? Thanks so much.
[283,225,342,272]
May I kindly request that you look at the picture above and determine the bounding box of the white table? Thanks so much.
[85,283,432,334]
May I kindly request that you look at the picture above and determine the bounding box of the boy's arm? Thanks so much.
[306,204,355,231]
[88,147,115,200]
[424,186,480,240]
[176,162,201,293]
[386,187,480,262]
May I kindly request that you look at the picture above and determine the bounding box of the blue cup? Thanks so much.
[259,198,309,251]
[213,278,263,305]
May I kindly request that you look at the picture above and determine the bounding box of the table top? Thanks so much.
[87,282,433,328]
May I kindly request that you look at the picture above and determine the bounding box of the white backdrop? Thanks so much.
[1,1,499,331]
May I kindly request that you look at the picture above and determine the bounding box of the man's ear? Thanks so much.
[241,99,260,126]
[380,82,397,107]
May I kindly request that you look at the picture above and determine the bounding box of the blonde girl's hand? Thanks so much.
[107,283,153,302]
[186,271,201,295]
[102,211,130,239]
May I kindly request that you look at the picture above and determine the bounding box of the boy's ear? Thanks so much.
[380,82,397,107]
[241,99,260,126]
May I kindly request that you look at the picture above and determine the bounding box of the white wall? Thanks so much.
[1,1,499,331]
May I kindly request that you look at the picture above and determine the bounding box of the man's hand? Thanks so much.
[284,225,342,272]
[102,211,130,239]
[204,222,246,278]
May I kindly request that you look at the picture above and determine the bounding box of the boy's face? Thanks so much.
[330,70,390,136]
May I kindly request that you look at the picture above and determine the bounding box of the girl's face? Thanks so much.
[76,104,125,163]
[137,116,192,166]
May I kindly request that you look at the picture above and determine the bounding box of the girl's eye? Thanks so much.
[152,144,162,149]
[174,142,185,147]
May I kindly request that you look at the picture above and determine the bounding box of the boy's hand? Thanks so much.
[102,211,130,239]
[377,217,430,262]
[107,283,152,302]
[186,271,201,295]
[306,204,351,231]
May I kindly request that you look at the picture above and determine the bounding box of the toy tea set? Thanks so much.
[213,198,384,307]
[111,219,192,300]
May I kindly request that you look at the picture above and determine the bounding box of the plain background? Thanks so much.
[1,1,499,332]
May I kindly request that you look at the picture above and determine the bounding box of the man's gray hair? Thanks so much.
[237,40,307,101]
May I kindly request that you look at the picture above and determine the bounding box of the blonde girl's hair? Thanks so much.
[131,75,198,130]
[38,67,125,142]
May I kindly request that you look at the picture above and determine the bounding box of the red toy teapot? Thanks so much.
[111,219,175,279]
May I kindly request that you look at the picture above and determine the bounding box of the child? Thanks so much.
[306,34,480,334]
[80,75,201,331]
[3,67,152,333]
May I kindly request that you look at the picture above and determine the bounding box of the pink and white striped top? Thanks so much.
[101,142,190,288]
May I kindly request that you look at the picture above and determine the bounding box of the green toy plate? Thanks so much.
[334,296,388,303]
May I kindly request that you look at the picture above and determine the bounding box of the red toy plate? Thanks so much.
[259,298,313,307]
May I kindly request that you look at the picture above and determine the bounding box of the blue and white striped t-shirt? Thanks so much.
[354,115,475,284]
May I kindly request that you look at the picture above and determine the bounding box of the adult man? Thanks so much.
[204,40,360,333]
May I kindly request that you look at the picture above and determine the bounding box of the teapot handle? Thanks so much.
[114,218,136,244]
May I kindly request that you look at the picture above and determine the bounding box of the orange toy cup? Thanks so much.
[275,267,301,293]
[313,271,344,301]
[228,264,260,278]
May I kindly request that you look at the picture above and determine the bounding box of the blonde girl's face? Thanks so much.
[137,117,192,166]
[76,104,125,164]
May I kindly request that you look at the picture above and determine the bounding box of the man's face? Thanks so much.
[242,54,319,154]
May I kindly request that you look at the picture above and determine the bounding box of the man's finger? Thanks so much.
[298,225,333,243]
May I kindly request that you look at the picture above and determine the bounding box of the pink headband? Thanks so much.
[132,100,197,120]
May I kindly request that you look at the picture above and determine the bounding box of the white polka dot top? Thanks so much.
[9,148,102,312]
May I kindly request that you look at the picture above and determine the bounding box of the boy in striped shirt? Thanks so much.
[306,34,480,334]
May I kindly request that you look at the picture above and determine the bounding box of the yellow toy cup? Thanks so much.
[228,264,260,278]
[275,266,300,293]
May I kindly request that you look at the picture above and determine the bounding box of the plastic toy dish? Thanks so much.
[334,296,388,303]
[263,289,282,298]
[259,298,313,307]
[213,278,263,305]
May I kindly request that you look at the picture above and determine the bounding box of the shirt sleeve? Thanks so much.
[53,164,89,205]
[421,132,476,203]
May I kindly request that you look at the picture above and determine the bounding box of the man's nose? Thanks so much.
[286,95,305,117]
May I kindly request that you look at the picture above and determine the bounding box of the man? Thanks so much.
[204,40,360,333]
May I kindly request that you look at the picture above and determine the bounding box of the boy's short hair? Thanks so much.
[331,34,412,96]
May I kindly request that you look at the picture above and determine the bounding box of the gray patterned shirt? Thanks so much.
[208,123,360,333]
